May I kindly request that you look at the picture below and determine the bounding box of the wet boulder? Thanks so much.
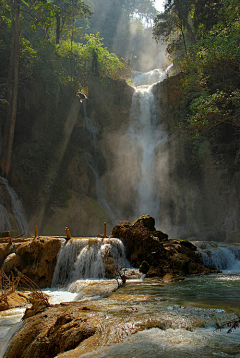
[5,304,98,358]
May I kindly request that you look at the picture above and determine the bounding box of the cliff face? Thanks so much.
[8,78,134,237]
[152,75,240,242]
[4,74,240,242]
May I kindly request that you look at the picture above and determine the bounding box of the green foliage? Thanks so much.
[160,0,240,171]
[179,0,240,136]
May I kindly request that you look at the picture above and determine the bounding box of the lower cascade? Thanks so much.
[195,241,240,271]
[51,237,127,287]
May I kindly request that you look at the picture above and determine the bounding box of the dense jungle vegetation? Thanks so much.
[0,0,239,181]
[153,0,240,173]
[0,0,157,178]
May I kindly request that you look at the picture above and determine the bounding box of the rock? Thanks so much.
[111,216,169,268]
[139,261,150,274]
[112,216,219,278]
[151,230,169,241]
[0,237,63,288]
[0,291,29,311]
[133,215,156,231]
[6,304,99,358]
[15,237,63,287]
[2,253,22,273]
[0,243,13,266]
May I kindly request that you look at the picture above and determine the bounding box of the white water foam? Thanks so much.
[194,241,240,271]
[52,238,127,287]
[0,176,29,234]
[131,68,167,86]
[129,83,167,220]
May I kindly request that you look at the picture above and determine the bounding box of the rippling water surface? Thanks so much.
[1,273,240,357]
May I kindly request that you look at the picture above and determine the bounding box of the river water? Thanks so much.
[1,240,240,357]
[65,273,240,357]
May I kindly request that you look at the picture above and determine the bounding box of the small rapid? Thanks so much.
[195,241,240,271]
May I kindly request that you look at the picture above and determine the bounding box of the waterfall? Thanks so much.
[51,237,127,287]
[131,68,167,87]
[0,176,29,234]
[82,100,97,146]
[128,67,169,221]
[195,241,240,271]
[0,204,11,231]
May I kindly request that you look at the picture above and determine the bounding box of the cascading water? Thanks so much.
[0,176,29,234]
[128,67,169,221]
[131,68,168,87]
[82,100,97,146]
[195,241,240,271]
[51,237,127,287]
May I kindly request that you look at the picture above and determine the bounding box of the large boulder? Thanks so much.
[0,243,14,266]
[132,215,156,231]
[111,215,169,267]
[112,216,219,277]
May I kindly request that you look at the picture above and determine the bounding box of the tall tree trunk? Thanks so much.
[56,15,60,44]
[0,0,21,177]
[186,20,196,45]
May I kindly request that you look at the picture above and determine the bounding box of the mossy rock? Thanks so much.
[132,215,156,231]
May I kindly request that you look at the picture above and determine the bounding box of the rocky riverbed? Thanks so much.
[0,215,221,357]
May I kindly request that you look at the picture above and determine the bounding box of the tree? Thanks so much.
[193,0,223,39]
[54,0,92,44]
[152,0,223,60]
[179,0,240,136]
[153,7,188,57]
[82,0,157,56]
[0,0,91,177]
[0,0,40,178]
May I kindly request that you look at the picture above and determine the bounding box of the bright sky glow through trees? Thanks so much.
[154,0,165,12]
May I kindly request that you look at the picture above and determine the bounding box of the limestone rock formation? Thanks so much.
[5,304,99,358]
[112,215,219,277]
[0,237,63,288]
[0,291,29,311]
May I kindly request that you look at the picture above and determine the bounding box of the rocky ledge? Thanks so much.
[0,236,63,288]
[0,216,219,292]
[5,303,100,358]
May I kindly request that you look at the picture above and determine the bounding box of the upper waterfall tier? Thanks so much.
[131,65,172,87]
[123,65,170,223]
